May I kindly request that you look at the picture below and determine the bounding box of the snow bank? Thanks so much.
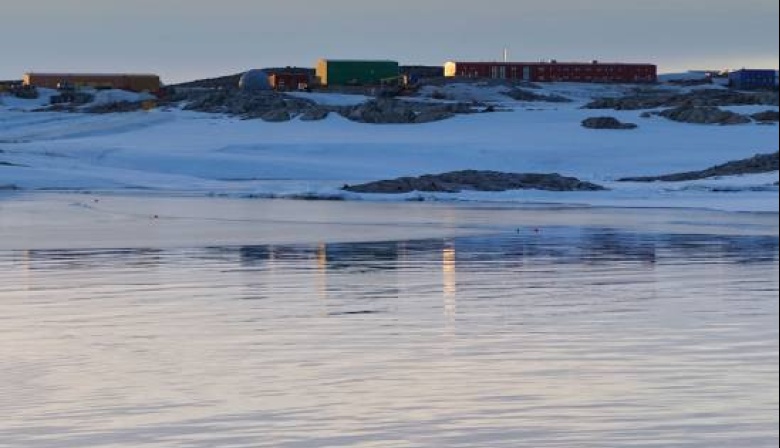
[1,83,777,213]
[286,91,371,106]
[0,88,57,111]
[87,89,155,105]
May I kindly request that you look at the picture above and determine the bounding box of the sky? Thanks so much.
[2,0,778,83]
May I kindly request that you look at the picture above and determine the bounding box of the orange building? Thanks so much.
[23,73,161,92]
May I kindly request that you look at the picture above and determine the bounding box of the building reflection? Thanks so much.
[442,242,457,324]
[316,242,328,302]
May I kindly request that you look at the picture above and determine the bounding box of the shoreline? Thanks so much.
[1,192,777,251]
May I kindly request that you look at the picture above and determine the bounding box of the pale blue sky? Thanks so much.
[3,0,777,83]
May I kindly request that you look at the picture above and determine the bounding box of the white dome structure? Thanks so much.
[238,70,271,92]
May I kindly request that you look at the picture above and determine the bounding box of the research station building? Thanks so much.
[728,69,777,90]
[444,61,657,83]
[23,73,161,92]
[316,59,399,86]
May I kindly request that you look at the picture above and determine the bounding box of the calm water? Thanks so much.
[1,229,778,447]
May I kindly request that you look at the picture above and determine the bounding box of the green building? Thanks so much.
[316,59,400,86]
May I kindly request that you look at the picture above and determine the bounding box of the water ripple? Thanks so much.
[0,230,777,447]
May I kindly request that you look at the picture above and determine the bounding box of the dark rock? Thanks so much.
[299,107,329,121]
[339,99,471,124]
[504,88,572,103]
[51,92,94,106]
[83,101,144,114]
[0,183,19,190]
[581,116,638,130]
[619,151,779,182]
[12,85,38,99]
[344,99,416,124]
[170,87,475,124]
[657,106,751,125]
[183,90,313,119]
[375,86,403,98]
[414,109,456,123]
[261,109,291,122]
[585,88,779,110]
[751,110,780,123]
[430,90,448,100]
[344,170,606,194]
[1,160,26,167]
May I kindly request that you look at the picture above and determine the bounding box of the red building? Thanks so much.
[444,61,657,83]
[268,72,310,91]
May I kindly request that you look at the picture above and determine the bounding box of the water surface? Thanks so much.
[1,226,777,447]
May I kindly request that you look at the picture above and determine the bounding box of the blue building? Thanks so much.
[728,69,777,90]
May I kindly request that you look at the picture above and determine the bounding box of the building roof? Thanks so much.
[24,72,160,78]
[318,59,398,64]
[446,61,655,67]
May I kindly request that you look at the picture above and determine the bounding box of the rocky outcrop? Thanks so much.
[581,116,638,130]
[83,101,145,114]
[260,109,291,122]
[751,110,780,123]
[182,90,314,119]
[656,106,751,125]
[299,107,329,121]
[585,89,779,110]
[413,109,455,124]
[503,88,571,103]
[619,152,779,182]
[343,100,415,124]
[178,90,470,124]
[338,99,474,124]
[343,170,606,194]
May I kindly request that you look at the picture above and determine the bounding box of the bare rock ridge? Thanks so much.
[179,90,476,123]
[343,171,606,194]
[655,106,752,125]
[585,89,779,125]
[342,99,473,124]
[585,88,779,110]
[619,152,779,182]
[180,90,314,120]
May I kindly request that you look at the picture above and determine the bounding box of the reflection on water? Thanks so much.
[0,229,778,448]
[442,243,457,325]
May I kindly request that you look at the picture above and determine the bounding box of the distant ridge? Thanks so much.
[169,72,243,89]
